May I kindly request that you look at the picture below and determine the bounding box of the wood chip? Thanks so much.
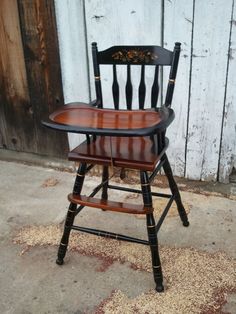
[13,225,236,313]
[41,177,60,188]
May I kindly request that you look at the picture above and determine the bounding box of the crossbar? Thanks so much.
[156,194,175,233]
[149,159,166,183]
[71,225,149,245]
[108,184,172,199]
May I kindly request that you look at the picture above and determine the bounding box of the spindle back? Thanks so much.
[92,42,181,110]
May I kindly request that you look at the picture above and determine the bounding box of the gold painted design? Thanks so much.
[112,49,158,63]
[169,79,175,83]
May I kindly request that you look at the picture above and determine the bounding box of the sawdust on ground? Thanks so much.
[13,224,236,314]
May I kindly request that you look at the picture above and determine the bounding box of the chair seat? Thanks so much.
[68,136,168,171]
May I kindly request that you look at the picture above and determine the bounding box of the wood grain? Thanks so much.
[18,0,68,157]
[0,0,32,151]
[68,194,153,214]
[68,135,167,171]
[50,104,162,130]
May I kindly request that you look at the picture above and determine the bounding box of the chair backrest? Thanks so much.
[92,42,181,110]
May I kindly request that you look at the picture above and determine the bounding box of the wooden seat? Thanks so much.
[68,136,168,171]
[42,42,190,293]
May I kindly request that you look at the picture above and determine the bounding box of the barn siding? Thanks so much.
[0,0,33,152]
[185,0,233,181]
[163,0,194,177]
[0,0,68,157]
[54,0,90,149]
[18,0,69,157]
[55,0,236,182]
[219,0,236,183]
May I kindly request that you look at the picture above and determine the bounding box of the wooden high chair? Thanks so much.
[43,42,189,292]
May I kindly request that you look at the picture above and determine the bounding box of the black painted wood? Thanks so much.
[92,42,103,108]
[151,65,160,108]
[164,42,181,107]
[97,45,173,65]
[139,65,146,109]
[44,42,187,293]
[101,165,109,200]
[71,225,149,245]
[112,65,119,109]
[126,65,133,109]
[91,42,180,111]
[140,170,164,292]
[161,154,189,226]
[56,162,87,265]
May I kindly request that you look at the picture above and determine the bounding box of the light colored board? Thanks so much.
[185,0,232,181]
[84,0,162,109]
[163,0,194,177]
[219,2,236,183]
[55,0,90,149]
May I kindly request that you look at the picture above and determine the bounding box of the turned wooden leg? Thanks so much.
[162,154,189,227]
[101,165,109,200]
[140,171,164,292]
[56,162,87,265]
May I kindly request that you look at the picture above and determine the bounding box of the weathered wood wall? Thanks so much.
[0,0,32,152]
[0,0,68,157]
[55,0,236,183]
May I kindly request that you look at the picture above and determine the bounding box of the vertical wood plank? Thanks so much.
[0,0,33,151]
[163,0,194,177]
[84,0,162,109]
[185,0,233,181]
[18,0,68,157]
[54,0,90,150]
[219,1,236,183]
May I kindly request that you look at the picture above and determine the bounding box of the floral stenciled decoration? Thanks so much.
[112,49,158,63]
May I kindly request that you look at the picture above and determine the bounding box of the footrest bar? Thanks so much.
[108,185,172,199]
[71,225,149,245]
[152,191,172,198]
[75,187,102,216]
[156,195,175,233]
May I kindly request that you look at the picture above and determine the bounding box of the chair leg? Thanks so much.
[101,165,109,200]
[56,162,87,265]
[140,171,164,292]
[162,154,189,226]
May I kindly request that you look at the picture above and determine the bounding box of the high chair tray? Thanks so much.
[42,102,174,137]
